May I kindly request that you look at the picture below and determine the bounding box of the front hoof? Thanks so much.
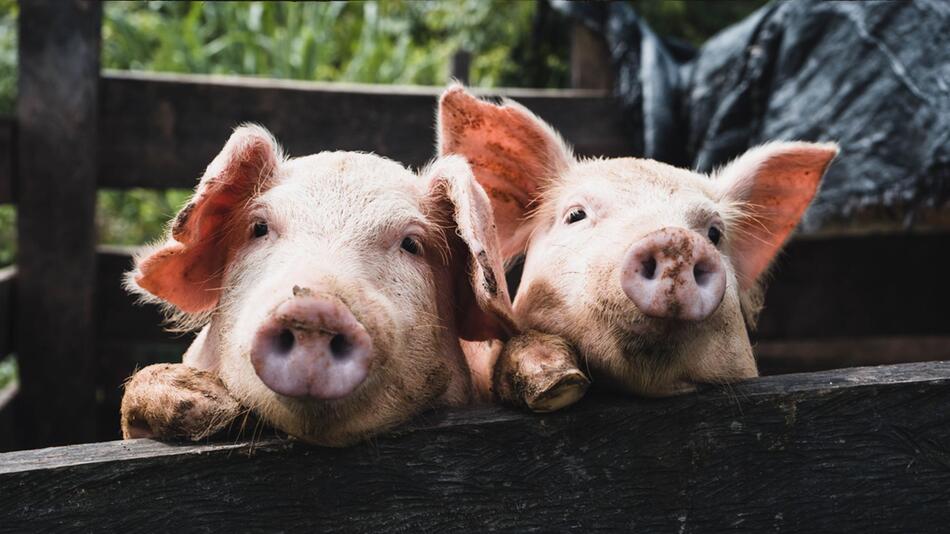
[493,331,589,412]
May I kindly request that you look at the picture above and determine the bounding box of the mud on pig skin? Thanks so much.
[121,124,516,446]
[438,85,838,408]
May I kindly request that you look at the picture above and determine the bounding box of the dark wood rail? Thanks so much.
[2,361,949,533]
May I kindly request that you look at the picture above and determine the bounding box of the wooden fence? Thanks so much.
[0,2,949,528]
[3,361,950,531]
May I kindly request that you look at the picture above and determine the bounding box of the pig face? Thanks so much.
[439,86,837,397]
[127,125,513,445]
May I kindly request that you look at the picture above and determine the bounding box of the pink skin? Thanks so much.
[123,125,515,445]
[250,294,374,400]
[438,85,839,402]
[621,227,726,322]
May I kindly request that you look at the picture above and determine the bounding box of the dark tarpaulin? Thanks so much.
[555,0,949,232]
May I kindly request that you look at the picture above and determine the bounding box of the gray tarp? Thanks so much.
[556,0,949,232]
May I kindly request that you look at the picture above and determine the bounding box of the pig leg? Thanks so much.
[121,363,243,441]
[492,331,589,412]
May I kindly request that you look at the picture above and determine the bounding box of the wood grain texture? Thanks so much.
[0,117,14,204]
[570,22,614,90]
[2,361,950,532]
[15,0,101,447]
[97,70,634,190]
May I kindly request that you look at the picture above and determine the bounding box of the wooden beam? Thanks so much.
[0,266,14,357]
[16,0,101,447]
[756,336,950,376]
[756,232,950,340]
[0,117,14,204]
[97,70,633,190]
[2,361,950,531]
[571,22,613,90]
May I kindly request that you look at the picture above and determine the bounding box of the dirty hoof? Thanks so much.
[525,369,590,413]
[121,363,243,441]
[493,331,589,412]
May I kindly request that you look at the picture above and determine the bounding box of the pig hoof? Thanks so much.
[525,370,590,413]
[121,363,243,441]
[493,331,590,412]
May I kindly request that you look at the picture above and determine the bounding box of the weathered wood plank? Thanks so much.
[570,21,613,90]
[0,117,14,204]
[16,0,101,447]
[756,232,950,339]
[1,361,949,532]
[0,265,14,357]
[756,336,950,376]
[97,70,634,190]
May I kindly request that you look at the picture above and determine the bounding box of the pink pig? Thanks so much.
[120,125,515,446]
[438,86,838,406]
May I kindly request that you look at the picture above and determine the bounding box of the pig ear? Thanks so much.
[425,155,518,342]
[129,125,282,314]
[716,141,839,291]
[438,84,574,258]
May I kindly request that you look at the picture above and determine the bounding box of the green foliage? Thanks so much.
[0,205,13,266]
[0,355,15,389]
[102,1,565,88]
[0,0,15,115]
[97,189,191,246]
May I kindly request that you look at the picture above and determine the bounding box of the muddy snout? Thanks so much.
[621,227,726,321]
[250,293,374,400]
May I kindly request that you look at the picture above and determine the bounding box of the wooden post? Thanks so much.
[16,0,102,447]
[570,22,613,90]
[450,50,472,85]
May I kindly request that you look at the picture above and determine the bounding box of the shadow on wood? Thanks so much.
[2,361,949,532]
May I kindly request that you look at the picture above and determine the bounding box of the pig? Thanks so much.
[438,85,838,405]
[120,124,516,446]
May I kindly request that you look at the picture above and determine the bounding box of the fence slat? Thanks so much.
[97,70,634,190]
[2,361,949,532]
[16,0,102,447]
[756,232,950,340]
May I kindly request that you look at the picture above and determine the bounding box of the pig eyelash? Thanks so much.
[400,236,423,256]
[565,207,587,224]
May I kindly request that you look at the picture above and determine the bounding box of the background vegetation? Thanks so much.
[0,0,765,387]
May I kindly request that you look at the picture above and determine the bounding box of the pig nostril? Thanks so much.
[641,257,657,280]
[329,334,351,360]
[275,329,295,355]
[693,264,711,286]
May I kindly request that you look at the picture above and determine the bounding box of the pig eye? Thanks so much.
[566,208,587,224]
[400,236,421,256]
[252,221,269,238]
[707,226,722,246]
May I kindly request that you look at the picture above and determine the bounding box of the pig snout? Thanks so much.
[250,293,374,400]
[621,227,726,321]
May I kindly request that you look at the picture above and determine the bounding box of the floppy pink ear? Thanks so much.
[717,141,839,290]
[438,84,574,259]
[130,125,282,313]
[425,155,518,341]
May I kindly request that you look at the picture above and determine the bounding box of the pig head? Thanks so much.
[439,86,838,398]
[122,124,514,445]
